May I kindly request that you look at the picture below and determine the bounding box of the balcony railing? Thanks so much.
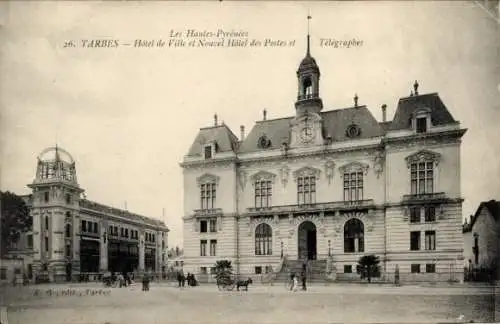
[402,192,447,203]
[246,199,375,215]
[193,208,223,217]
[297,93,321,101]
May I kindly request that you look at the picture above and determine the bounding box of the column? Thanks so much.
[99,223,108,271]
[354,237,359,253]
[139,232,145,271]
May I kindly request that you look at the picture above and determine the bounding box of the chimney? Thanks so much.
[381,104,387,122]
[263,109,267,121]
[214,114,218,126]
[240,125,245,141]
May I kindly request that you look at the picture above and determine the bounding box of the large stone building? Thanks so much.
[181,34,467,282]
[2,146,169,283]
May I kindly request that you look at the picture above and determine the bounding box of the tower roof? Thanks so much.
[297,35,320,75]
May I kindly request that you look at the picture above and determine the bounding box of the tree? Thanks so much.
[214,260,233,282]
[356,255,381,283]
[1,191,32,257]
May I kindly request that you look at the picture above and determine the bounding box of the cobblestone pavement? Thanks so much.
[1,283,498,324]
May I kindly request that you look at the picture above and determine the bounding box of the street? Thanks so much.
[1,282,498,323]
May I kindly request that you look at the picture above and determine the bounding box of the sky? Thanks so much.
[0,1,499,247]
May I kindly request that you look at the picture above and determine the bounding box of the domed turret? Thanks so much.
[34,146,78,184]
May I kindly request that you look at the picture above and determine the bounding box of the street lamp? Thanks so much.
[328,240,331,257]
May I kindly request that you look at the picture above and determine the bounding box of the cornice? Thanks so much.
[383,129,467,146]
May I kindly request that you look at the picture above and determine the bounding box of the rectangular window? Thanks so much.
[426,264,436,273]
[44,191,50,202]
[210,240,217,256]
[343,172,364,202]
[200,240,207,256]
[81,220,86,232]
[204,145,212,159]
[108,226,113,236]
[0,268,6,280]
[265,266,273,273]
[27,235,33,249]
[44,236,49,252]
[410,207,421,223]
[209,219,217,232]
[200,220,207,233]
[411,264,421,273]
[425,206,436,222]
[125,229,129,238]
[45,217,49,230]
[200,267,207,275]
[210,267,216,274]
[344,265,352,273]
[255,180,272,208]
[410,231,421,251]
[410,162,433,195]
[200,183,216,210]
[297,176,316,205]
[93,222,98,234]
[416,117,427,133]
[425,231,436,250]
[255,266,262,274]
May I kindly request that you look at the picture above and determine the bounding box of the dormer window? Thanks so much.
[203,142,217,159]
[416,117,427,133]
[412,107,432,134]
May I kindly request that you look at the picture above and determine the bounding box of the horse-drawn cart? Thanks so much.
[216,276,235,291]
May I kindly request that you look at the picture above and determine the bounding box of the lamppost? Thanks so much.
[280,241,283,258]
[328,240,331,257]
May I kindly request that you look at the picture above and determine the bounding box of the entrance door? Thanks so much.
[298,221,317,260]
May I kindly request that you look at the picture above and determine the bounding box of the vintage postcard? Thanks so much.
[0,1,499,323]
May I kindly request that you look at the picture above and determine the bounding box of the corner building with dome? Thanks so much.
[181,36,467,283]
[8,147,169,283]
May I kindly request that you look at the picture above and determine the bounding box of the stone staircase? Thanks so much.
[274,259,328,283]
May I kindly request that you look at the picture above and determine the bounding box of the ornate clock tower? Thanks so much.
[290,16,324,148]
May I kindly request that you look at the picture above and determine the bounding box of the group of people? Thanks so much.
[290,265,307,292]
[176,271,198,287]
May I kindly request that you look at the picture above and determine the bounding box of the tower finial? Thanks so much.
[214,113,218,126]
[306,13,312,55]
[413,80,419,95]
[354,93,359,107]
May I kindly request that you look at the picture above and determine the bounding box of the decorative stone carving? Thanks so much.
[288,213,293,224]
[338,211,374,232]
[373,152,385,179]
[324,160,335,184]
[405,149,441,168]
[293,166,321,182]
[239,170,248,189]
[192,219,199,232]
[273,214,279,225]
[403,207,409,221]
[247,216,274,236]
[338,161,369,176]
[196,173,220,187]
[250,170,277,186]
[280,164,290,187]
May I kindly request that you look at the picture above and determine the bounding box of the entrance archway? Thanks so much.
[298,221,317,260]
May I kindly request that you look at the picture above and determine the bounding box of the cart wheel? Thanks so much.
[226,283,235,291]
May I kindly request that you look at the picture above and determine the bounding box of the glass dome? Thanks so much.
[35,146,78,183]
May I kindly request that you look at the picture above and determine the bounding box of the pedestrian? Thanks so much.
[292,274,299,292]
[301,269,307,291]
[142,273,147,291]
[289,273,295,291]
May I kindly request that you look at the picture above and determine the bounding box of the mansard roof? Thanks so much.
[389,92,457,131]
[238,105,385,154]
[186,124,240,157]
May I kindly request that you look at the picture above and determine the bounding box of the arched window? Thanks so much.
[65,224,71,238]
[255,223,272,255]
[344,218,364,253]
[302,78,313,97]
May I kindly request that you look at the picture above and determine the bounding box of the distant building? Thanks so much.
[2,146,169,283]
[463,200,500,270]
[181,31,467,283]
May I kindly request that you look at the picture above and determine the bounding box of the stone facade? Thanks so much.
[181,37,466,283]
[10,146,169,283]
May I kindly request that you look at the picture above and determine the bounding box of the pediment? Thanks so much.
[338,161,369,176]
[293,166,321,180]
[196,173,220,186]
[405,150,441,167]
[250,170,277,183]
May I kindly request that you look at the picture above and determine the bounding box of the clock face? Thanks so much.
[300,127,314,142]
